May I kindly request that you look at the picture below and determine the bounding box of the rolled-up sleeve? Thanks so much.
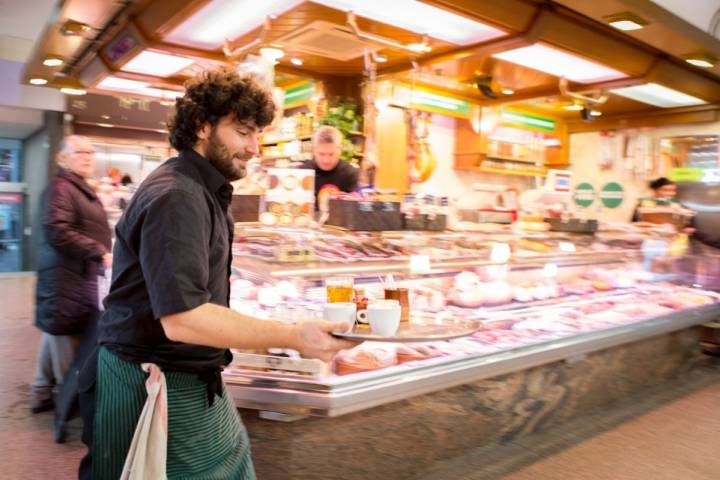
[139,189,212,318]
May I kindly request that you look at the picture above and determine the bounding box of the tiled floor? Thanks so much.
[0,276,718,479]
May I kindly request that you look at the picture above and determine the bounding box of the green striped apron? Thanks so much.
[92,346,255,479]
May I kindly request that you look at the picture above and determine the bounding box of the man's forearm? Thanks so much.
[161,303,299,350]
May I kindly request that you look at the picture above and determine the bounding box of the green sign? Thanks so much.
[600,182,624,208]
[411,90,471,117]
[284,82,316,107]
[500,111,556,132]
[670,167,704,183]
[574,182,595,208]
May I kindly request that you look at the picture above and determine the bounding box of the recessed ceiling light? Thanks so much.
[562,103,584,111]
[101,114,110,120]
[501,88,514,95]
[121,50,195,77]
[493,44,626,83]
[98,123,114,128]
[29,78,48,85]
[374,54,388,63]
[590,110,602,117]
[408,42,432,53]
[43,55,64,67]
[603,12,647,31]
[610,83,706,108]
[260,47,284,61]
[684,52,716,68]
[290,57,303,66]
[60,87,87,96]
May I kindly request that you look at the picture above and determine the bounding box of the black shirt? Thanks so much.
[303,159,358,200]
[99,149,234,372]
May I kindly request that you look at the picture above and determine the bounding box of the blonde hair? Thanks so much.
[312,125,343,146]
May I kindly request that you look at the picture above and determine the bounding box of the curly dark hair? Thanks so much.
[168,67,276,151]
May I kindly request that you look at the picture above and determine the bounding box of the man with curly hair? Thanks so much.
[79,67,354,479]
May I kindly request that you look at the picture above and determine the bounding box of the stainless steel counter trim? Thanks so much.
[226,304,720,416]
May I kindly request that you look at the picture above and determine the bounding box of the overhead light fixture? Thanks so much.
[60,19,93,36]
[43,55,64,67]
[97,123,114,128]
[590,109,602,117]
[165,0,305,49]
[61,87,87,96]
[98,76,150,91]
[562,102,584,111]
[407,42,432,53]
[684,52,717,68]
[51,76,87,95]
[493,44,626,83]
[374,54,388,63]
[610,82,706,108]
[501,88,514,95]
[313,0,506,45]
[603,12,647,31]
[290,57,303,66]
[121,50,195,77]
[259,47,284,61]
[101,114,110,120]
[29,78,48,85]
[97,75,185,99]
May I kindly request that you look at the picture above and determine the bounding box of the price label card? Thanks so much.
[409,255,431,273]
[559,241,576,253]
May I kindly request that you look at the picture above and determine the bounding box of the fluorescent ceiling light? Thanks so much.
[121,51,195,77]
[165,0,305,49]
[562,103,583,111]
[374,54,388,63]
[313,0,505,45]
[97,76,185,99]
[501,88,514,95]
[30,78,48,85]
[290,58,303,66]
[590,110,602,117]
[98,76,150,91]
[493,44,626,83]
[610,83,706,108]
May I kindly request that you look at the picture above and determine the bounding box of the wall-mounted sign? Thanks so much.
[600,182,624,208]
[283,81,317,109]
[670,167,704,183]
[391,83,472,119]
[574,182,595,207]
[500,110,556,132]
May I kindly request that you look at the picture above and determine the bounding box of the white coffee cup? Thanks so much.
[323,302,356,333]
[367,300,401,336]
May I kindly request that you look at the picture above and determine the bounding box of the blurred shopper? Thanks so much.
[31,135,112,413]
[80,68,353,479]
[303,125,358,209]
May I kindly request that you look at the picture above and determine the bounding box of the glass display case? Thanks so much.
[223,226,720,417]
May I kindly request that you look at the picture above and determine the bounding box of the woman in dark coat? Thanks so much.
[31,135,112,413]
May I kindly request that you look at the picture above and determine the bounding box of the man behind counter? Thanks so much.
[303,125,358,210]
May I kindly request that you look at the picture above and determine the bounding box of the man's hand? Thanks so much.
[291,320,357,362]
